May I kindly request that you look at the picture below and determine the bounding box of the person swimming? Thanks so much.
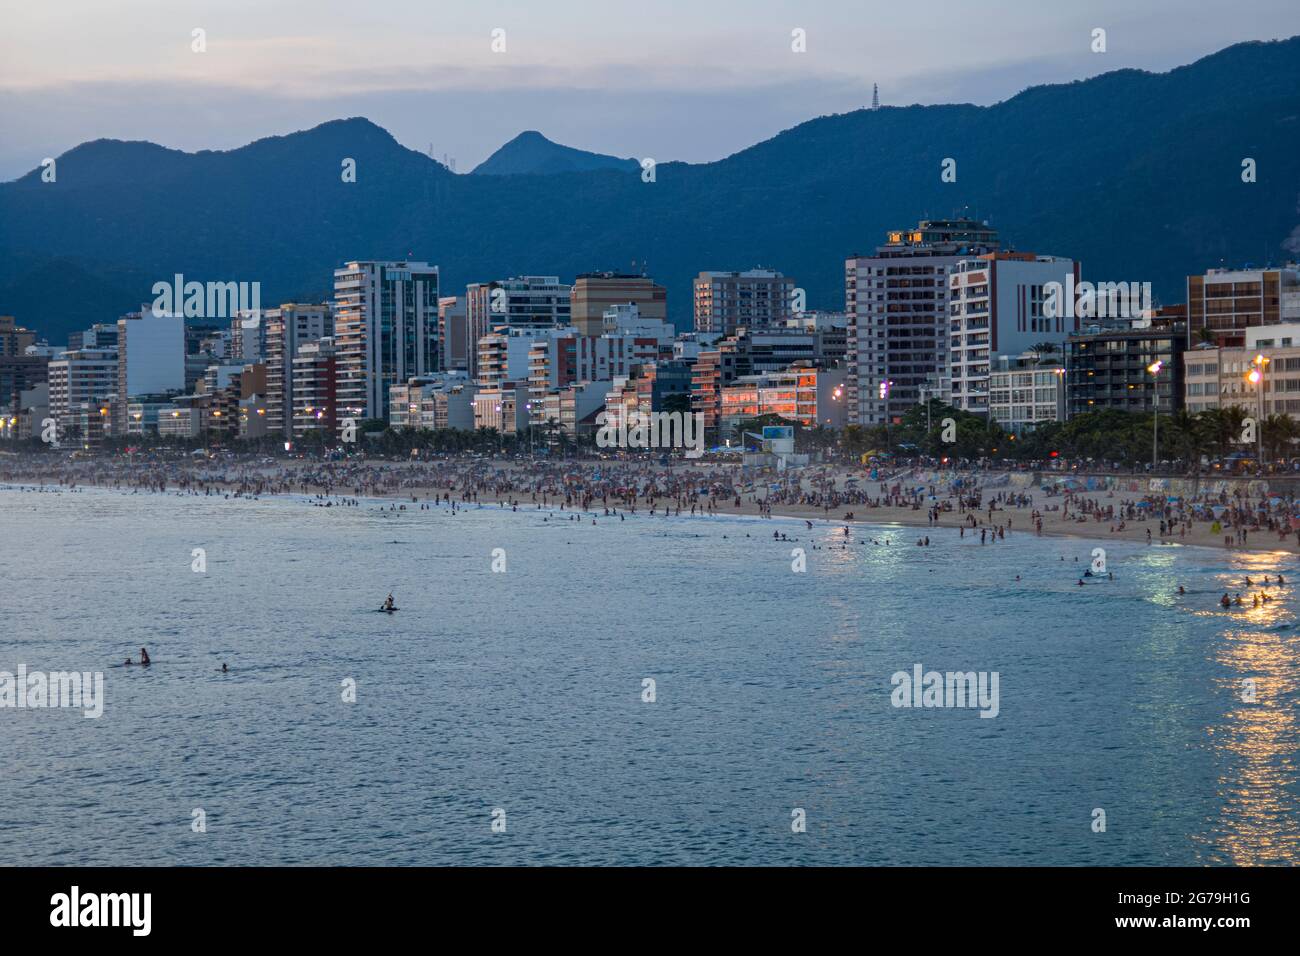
[1220,593,1232,608]
[139,647,151,666]
[221,662,229,673]
[1178,585,1186,595]
[383,593,395,610]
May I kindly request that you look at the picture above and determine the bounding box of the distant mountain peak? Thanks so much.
[471,131,639,176]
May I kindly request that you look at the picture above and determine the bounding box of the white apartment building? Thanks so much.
[987,353,1067,434]
[47,348,118,437]
[948,253,1078,414]
[1184,322,1300,418]
[601,303,675,350]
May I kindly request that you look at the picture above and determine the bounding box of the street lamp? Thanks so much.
[1147,360,1162,470]
[879,379,893,451]
[1247,352,1269,469]
[525,402,534,458]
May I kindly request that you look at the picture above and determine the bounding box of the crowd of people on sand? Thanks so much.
[6,452,1300,538]
[1053,487,1300,547]
[4,452,1297,612]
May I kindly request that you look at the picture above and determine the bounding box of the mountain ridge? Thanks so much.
[2,37,1298,344]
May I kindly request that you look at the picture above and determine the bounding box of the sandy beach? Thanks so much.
[7,454,1296,557]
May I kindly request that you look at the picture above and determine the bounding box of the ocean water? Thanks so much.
[2,484,1299,866]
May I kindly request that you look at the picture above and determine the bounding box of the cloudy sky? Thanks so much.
[2,0,1297,179]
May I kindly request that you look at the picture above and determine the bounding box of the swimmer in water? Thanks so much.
[140,647,151,666]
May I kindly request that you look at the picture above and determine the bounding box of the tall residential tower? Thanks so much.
[333,261,439,427]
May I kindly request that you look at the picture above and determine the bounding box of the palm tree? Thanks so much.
[1261,413,1297,463]
[1165,409,1206,471]
[1198,406,1247,458]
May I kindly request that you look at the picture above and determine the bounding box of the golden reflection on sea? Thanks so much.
[1201,567,1300,865]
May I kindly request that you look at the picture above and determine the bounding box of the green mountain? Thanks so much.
[1,38,1298,345]
[470,131,640,176]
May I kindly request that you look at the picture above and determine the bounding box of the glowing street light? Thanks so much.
[1147,360,1163,469]
[1246,353,1269,468]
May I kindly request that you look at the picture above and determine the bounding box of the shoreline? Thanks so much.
[6,476,1297,559]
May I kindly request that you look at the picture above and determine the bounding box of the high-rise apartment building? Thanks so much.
[290,338,338,438]
[846,219,999,425]
[115,309,185,435]
[264,303,332,438]
[333,260,439,427]
[463,277,571,377]
[693,269,795,334]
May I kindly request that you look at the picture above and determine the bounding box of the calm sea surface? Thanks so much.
[2,484,1299,865]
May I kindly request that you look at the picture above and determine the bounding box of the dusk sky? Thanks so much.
[2,0,1298,179]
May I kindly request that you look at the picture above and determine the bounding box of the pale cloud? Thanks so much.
[1,0,1297,179]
